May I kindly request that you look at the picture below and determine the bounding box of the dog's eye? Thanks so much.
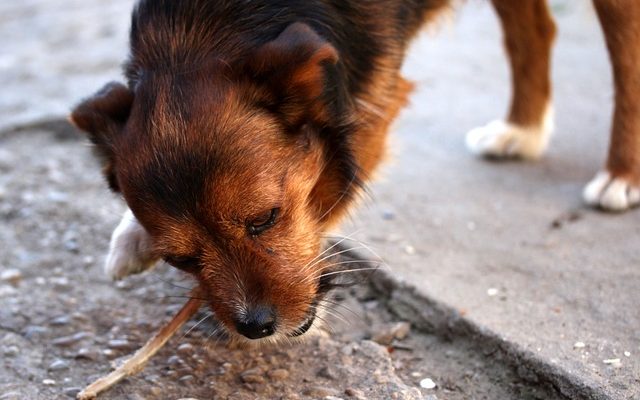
[163,255,200,272]
[247,208,280,236]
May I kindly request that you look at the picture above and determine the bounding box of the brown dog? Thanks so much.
[71,0,639,343]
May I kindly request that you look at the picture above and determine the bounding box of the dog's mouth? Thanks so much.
[288,306,317,337]
[286,249,358,338]
[286,267,346,337]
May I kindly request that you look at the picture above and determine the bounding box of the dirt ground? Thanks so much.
[0,126,566,400]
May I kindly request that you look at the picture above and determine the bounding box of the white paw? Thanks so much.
[105,209,158,280]
[583,171,640,211]
[465,119,552,160]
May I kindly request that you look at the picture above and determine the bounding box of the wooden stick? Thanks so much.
[77,298,202,400]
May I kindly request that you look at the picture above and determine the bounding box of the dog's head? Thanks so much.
[71,24,360,342]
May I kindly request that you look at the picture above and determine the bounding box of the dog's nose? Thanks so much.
[235,305,277,339]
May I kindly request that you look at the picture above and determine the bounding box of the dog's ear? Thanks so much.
[70,82,133,192]
[249,23,342,128]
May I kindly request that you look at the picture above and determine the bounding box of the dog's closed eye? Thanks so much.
[247,207,280,236]
[163,255,200,273]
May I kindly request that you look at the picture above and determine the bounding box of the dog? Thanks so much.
[71,0,639,343]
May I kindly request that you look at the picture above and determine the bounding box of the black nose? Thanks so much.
[235,305,277,339]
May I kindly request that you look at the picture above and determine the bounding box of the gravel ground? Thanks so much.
[0,126,566,400]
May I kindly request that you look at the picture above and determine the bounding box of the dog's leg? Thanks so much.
[466,0,556,159]
[105,209,159,280]
[583,0,640,211]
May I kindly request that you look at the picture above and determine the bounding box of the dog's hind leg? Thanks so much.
[466,0,556,160]
[583,0,640,211]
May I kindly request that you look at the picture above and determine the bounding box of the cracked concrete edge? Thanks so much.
[365,268,611,400]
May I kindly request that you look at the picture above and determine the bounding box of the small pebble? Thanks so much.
[403,245,415,255]
[24,325,48,339]
[341,343,357,355]
[48,359,69,371]
[48,190,69,203]
[344,388,365,398]
[52,332,91,347]
[115,281,131,290]
[179,375,195,382]
[50,276,71,289]
[177,343,194,355]
[107,339,130,350]
[317,366,338,380]
[409,371,421,378]
[3,345,19,357]
[573,342,585,349]
[240,370,265,384]
[42,379,56,386]
[363,300,378,310]
[75,348,99,361]
[487,288,498,297]
[303,386,338,397]
[50,315,71,326]
[167,355,183,366]
[624,351,631,357]
[419,378,436,389]
[0,269,22,286]
[0,284,17,297]
[63,231,79,253]
[373,322,411,345]
[62,387,81,398]
[324,397,344,400]
[268,368,289,380]
[602,358,621,366]
[222,361,232,367]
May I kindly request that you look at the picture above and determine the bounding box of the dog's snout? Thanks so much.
[235,305,277,339]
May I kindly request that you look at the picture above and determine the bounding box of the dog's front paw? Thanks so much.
[465,119,551,160]
[583,171,640,211]
[105,209,158,280]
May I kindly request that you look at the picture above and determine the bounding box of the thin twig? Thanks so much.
[77,298,202,400]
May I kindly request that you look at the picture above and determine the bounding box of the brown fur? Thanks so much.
[492,0,556,128]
